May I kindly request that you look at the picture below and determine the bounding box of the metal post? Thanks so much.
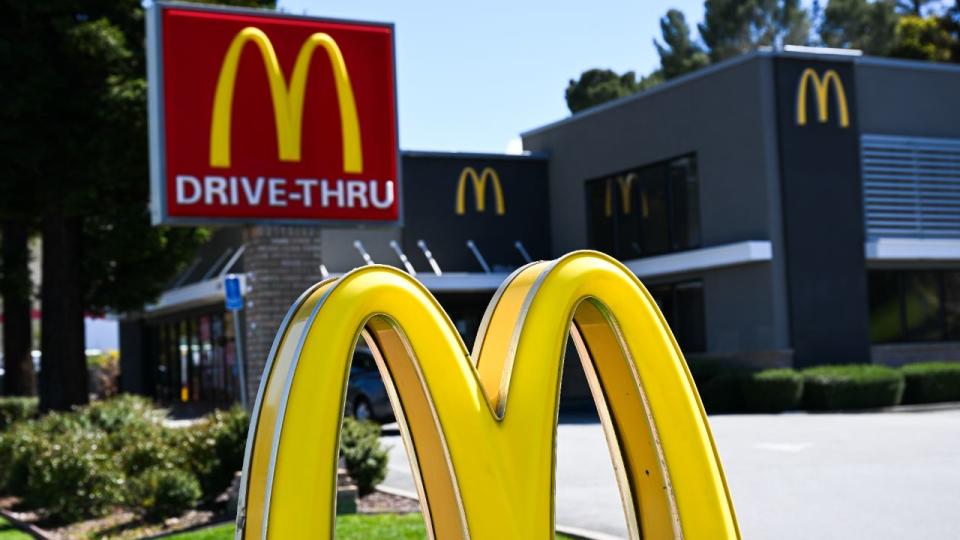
[514,240,532,263]
[466,240,492,274]
[353,240,375,265]
[389,240,417,275]
[417,239,443,276]
[233,310,248,410]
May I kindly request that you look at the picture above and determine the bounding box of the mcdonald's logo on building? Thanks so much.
[236,252,740,539]
[795,68,849,128]
[148,3,399,225]
[455,166,505,215]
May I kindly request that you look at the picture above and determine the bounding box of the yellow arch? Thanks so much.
[796,68,849,128]
[455,167,506,215]
[209,27,363,172]
[236,251,739,539]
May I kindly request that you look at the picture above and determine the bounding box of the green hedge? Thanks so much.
[901,362,960,404]
[0,397,37,431]
[740,369,804,412]
[0,396,249,523]
[802,364,905,410]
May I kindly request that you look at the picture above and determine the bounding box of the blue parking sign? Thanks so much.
[224,275,244,311]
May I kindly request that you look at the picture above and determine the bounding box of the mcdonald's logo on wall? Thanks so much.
[455,167,505,215]
[795,68,849,128]
[147,3,399,225]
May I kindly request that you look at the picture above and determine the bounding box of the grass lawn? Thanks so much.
[0,517,31,540]
[167,514,576,539]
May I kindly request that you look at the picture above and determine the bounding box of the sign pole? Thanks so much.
[224,274,248,409]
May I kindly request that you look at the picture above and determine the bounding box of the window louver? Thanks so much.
[861,134,960,239]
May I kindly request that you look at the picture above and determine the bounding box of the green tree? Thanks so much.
[565,69,662,113]
[820,0,900,54]
[0,221,35,396]
[656,9,710,79]
[889,14,954,60]
[700,0,812,61]
[0,0,269,410]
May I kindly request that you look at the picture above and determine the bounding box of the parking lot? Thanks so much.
[382,408,960,539]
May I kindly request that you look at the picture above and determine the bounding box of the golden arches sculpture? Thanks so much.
[235,251,739,539]
[209,27,363,171]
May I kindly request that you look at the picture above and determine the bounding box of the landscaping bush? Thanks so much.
[132,467,202,521]
[740,369,804,412]
[0,397,37,430]
[0,396,252,522]
[901,362,960,404]
[23,426,125,522]
[181,406,249,500]
[340,417,388,495]
[802,364,905,410]
[695,371,747,413]
[115,420,186,477]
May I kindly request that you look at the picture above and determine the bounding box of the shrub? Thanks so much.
[340,417,388,496]
[695,371,747,413]
[740,369,804,412]
[131,467,202,521]
[901,362,960,404]
[23,427,125,522]
[0,397,37,430]
[79,394,165,433]
[114,420,186,477]
[802,364,905,410]
[181,406,249,500]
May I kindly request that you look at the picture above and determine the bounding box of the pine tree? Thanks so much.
[700,0,812,61]
[656,9,710,79]
[820,0,899,54]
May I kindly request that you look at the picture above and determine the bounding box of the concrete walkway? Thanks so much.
[381,409,960,539]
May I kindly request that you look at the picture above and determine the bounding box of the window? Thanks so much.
[586,154,701,259]
[648,280,706,353]
[868,270,960,343]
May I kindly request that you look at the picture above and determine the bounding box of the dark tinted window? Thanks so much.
[946,272,960,340]
[868,270,957,343]
[646,280,705,353]
[868,271,903,343]
[638,164,670,255]
[904,272,943,341]
[669,157,701,250]
[586,178,616,255]
[586,154,700,259]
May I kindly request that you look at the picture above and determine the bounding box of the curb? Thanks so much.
[140,517,234,539]
[0,508,52,540]
[376,485,623,540]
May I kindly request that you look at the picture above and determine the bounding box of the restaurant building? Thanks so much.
[121,48,960,409]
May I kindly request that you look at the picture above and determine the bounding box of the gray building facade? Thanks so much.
[522,49,960,371]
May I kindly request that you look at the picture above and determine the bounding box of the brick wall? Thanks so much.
[241,225,324,404]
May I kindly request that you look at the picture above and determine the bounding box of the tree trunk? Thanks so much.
[39,214,87,411]
[1,220,36,396]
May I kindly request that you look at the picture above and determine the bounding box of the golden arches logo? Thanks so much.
[795,68,849,128]
[209,27,363,171]
[455,167,505,215]
[236,251,740,539]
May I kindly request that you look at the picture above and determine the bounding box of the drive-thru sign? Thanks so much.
[147,2,399,225]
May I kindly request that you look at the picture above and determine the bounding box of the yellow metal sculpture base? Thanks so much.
[235,251,740,539]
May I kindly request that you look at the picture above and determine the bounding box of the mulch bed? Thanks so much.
[357,490,420,514]
[0,488,419,539]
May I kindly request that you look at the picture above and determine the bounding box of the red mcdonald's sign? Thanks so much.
[148,2,399,225]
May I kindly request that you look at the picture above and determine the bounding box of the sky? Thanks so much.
[277,0,706,153]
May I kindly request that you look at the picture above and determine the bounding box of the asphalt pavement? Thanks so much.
[380,408,960,539]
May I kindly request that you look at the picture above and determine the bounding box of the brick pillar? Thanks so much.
[241,226,324,405]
